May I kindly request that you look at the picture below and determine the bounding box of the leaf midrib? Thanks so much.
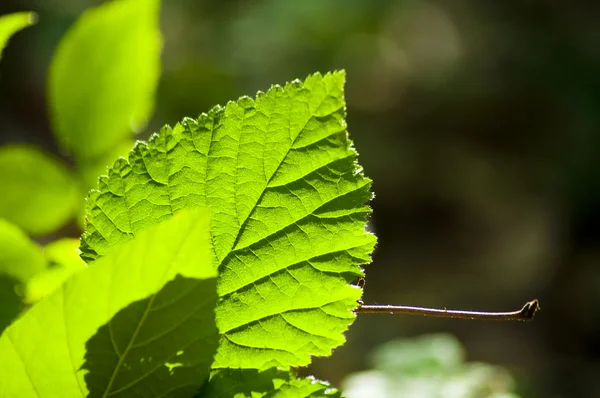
[102,292,158,397]
[219,87,336,269]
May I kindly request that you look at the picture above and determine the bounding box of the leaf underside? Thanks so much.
[81,71,376,370]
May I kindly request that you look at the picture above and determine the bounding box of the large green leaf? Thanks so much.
[48,0,162,161]
[0,11,36,62]
[0,219,45,333]
[81,71,376,369]
[0,145,79,236]
[0,207,218,397]
[199,368,341,397]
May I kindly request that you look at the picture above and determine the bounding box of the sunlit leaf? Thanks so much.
[0,11,36,62]
[0,145,79,236]
[81,71,376,370]
[0,207,218,397]
[48,0,162,161]
[0,219,45,333]
[24,238,86,303]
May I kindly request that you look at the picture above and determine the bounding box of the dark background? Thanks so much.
[1,1,599,397]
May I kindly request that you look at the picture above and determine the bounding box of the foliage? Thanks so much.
[0,219,45,333]
[0,11,36,61]
[81,70,376,371]
[0,1,524,396]
[0,64,370,396]
[0,0,161,238]
[0,208,218,397]
[0,145,79,235]
[48,0,161,163]
[23,238,87,304]
[341,334,520,398]
[0,2,375,389]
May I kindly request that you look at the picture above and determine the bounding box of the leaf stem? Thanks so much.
[355,299,540,321]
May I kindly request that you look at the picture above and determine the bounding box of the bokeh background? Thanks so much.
[1,1,599,397]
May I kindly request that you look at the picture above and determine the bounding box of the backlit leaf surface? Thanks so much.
[0,208,218,397]
[81,71,376,370]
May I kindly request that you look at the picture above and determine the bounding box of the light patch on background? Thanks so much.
[335,34,410,112]
[382,1,463,88]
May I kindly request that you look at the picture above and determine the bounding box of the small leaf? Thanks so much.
[0,207,218,397]
[81,71,376,370]
[199,368,341,398]
[0,219,45,282]
[0,274,22,336]
[24,238,86,303]
[0,145,80,236]
[0,219,45,332]
[0,11,36,62]
[48,0,162,160]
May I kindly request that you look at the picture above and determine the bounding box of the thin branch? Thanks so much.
[355,299,540,322]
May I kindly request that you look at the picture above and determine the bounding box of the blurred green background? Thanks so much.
[0,1,599,397]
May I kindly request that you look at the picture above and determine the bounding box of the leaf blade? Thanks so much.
[81,71,376,370]
[0,219,46,333]
[0,145,80,236]
[24,238,87,303]
[0,207,218,397]
[0,11,36,61]
[48,0,162,160]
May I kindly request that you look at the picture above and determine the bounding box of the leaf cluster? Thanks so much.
[0,1,375,396]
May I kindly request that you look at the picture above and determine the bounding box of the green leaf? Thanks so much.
[0,274,22,336]
[48,0,162,161]
[0,219,45,282]
[0,11,36,62]
[0,145,80,236]
[199,368,341,398]
[0,219,45,333]
[81,71,376,369]
[24,238,87,303]
[0,207,218,397]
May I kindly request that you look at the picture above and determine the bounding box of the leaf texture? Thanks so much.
[81,71,376,369]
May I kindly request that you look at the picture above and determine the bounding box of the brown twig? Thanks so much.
[355,299,540,322]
